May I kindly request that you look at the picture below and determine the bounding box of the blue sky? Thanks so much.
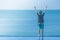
[0,0,60,10]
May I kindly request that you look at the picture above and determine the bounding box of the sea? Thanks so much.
[0,10,60,40]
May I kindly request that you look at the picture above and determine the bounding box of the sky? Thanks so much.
[0,0,60,10]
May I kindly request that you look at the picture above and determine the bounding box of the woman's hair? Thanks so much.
[39,10,42,14]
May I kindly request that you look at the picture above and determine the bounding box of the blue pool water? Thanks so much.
[0,10,60,37]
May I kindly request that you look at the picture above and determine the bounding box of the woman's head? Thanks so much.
[39,10,42,14]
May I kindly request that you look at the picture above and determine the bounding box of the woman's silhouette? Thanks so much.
[34,6,47,40]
